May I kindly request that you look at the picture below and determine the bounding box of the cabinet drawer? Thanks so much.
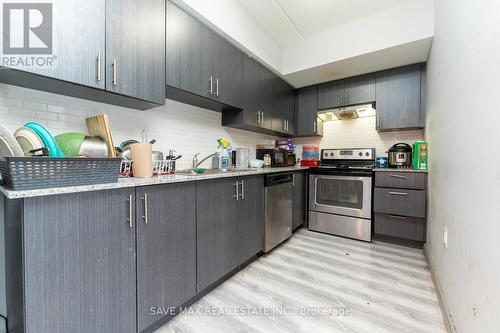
[374,213,425,241]
[374,188,426,218]
[375,171,427,189]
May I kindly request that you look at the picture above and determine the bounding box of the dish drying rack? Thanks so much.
[119,160,175,177]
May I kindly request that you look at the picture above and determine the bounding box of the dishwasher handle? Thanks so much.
[265,172,294,186]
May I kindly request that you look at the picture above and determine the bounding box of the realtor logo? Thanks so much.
[3,2,52,54]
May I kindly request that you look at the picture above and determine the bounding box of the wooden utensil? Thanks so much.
[85,114,116,157]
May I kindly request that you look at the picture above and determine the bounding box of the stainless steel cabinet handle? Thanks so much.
[283,119,286,131]
[209,76,213,95]
[143,193,149,224]
[390,174,407,179]
[256,111,260,124]
[127,194,133,228]
[112,57,117,86]
[233,182,239,201]
[261,111,264,124]
[292,173,295,187]
[239,180,245,199]
[96,52,101,81]
[376,114,380,128]
[216,77,219,96]
[389,191,408,196]
[313,120,316,133]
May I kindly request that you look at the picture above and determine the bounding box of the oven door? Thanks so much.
[309,174,372,219]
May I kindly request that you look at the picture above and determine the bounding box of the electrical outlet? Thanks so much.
[443,227,448,248]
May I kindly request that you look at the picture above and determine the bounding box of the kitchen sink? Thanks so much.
[175,168,258,176]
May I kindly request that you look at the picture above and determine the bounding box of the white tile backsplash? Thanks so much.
[0,83,277,170]
[294,117,424,158]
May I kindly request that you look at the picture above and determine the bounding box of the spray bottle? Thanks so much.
[217,138,231,171]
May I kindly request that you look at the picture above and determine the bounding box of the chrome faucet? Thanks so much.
[192,152,219,169]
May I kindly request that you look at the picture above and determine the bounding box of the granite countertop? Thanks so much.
[0,166,309,199]
[374,168,428,173]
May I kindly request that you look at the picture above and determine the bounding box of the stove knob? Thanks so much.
[359,152,363,156]
[324,153,329,157]
[365,152,370,156]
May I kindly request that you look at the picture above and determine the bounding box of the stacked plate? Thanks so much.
[0,122,65,158]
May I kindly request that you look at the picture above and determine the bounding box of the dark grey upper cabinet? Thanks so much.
[136,183,197,332]
[7,0,105,89]
[166,1,206,97]
[318,80,344,109]
[165,1,242,108]
[272,79,295,135]
[376,64,423,131]
[240,56,261,127]
[259,65,276,130]
[318,74,375,109]
[344,74,376,105]
[292,171,307,230]
[214,39,244,108]
[106,0,165,104]
[296,86,323,137]
[237,176,264,265]
[22,189,136,333]
[197,178,239,292]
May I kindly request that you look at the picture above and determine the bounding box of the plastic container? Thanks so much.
[376,157,388,168]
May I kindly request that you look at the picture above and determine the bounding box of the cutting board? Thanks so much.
[85,114,116,157]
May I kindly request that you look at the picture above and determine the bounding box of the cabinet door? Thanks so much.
[376,64,422,131]
[238,176,264,265]
[241,56,261,126]
[214,39,243,108]
[136,183,196,332]
[23,189,136,333]
[318,79,345,109]
[258,65,275,129]
[292,172,306,230]
[166,1,206,96]
[197,178,238,292]
[296,86,321,136]
[106,0,165,104]
[285,87,296,135]
[271,78,287,133]
[3,0,105,89]
[344,74,376,106]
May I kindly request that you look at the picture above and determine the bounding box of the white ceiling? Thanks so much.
[239,0,409,46]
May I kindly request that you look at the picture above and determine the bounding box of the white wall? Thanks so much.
[425,0,500,332]
[294,117,423,159]
[0,84,277,170]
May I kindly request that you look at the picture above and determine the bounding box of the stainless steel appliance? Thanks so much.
[388,143,412,168]
[264,173,293,252]
[256,148,288,167]
[309,148,375,242]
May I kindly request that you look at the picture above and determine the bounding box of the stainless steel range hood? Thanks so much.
[317,103,376,121]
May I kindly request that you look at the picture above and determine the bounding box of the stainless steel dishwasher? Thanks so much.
[264,172,293,252]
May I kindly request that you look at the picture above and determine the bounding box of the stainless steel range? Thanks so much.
[308,148,375,242]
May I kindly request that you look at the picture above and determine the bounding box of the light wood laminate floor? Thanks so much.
[156,229,446,333]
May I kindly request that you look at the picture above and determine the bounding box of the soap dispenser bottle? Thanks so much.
[217,138,231,171]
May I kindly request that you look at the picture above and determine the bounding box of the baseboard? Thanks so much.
[423,244,457,333]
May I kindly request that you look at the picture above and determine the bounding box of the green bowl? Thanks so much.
[55,132,86,157]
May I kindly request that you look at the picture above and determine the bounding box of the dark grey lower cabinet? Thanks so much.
[196,175,265,291]
[136,183,197,332]
[292,171,307,230]
[237,176,264,265]
[21,189,137,333]
[373,171,428,246]
[196,178,239,292]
